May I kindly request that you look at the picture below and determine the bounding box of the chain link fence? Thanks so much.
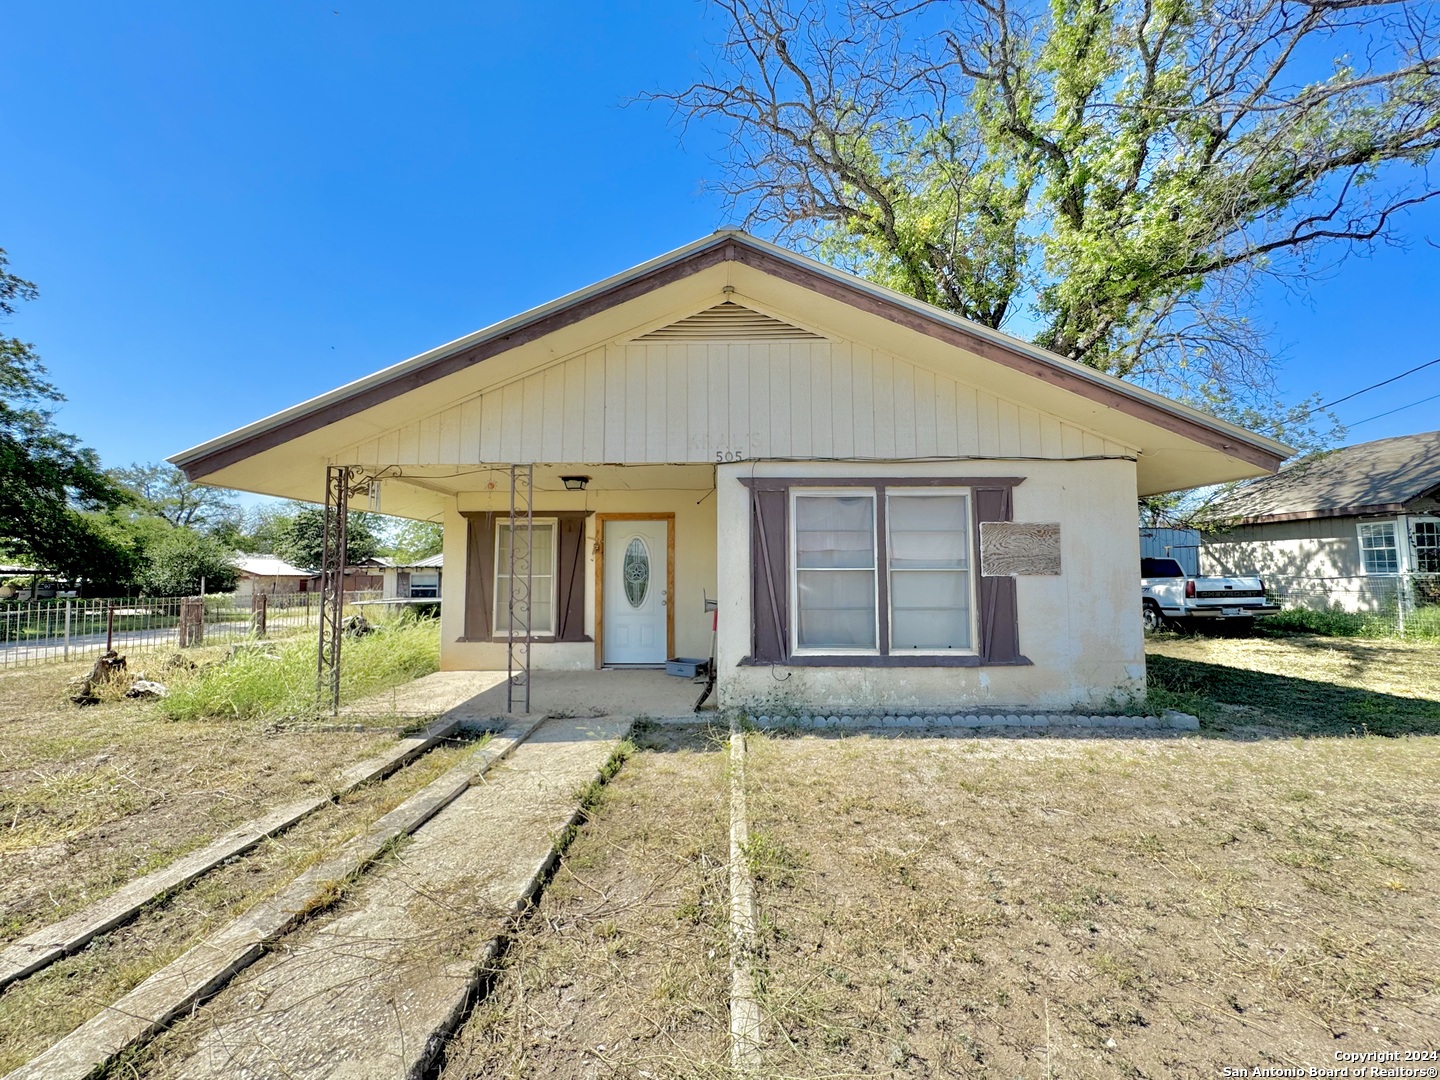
[1263,574,1440,638]
[0,591,384,671]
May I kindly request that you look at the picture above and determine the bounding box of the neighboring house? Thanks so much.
[303,558,386,595]
[1201,430,1440,612]
[170,232,1289,711]
[377,554,443,599]
[232,555,312,598]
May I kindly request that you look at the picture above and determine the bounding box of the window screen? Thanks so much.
[495,522,556,634]
[793,494,877,649]
[888,494,971,650]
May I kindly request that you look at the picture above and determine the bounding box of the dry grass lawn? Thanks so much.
[738,635,1440,1077]
[0,732,482,1073]
[1147,631,1440,737]
[0,658,401,942]
[436,724,733,1080]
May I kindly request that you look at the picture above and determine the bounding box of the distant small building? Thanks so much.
[232,555,312,598]
[377,554,443,599]
[1202,430,1440,612]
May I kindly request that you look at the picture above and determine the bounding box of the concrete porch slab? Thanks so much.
[344,668,706,724]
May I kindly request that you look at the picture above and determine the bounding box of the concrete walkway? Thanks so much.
[343,668,703,723]
[157,715,630,1080]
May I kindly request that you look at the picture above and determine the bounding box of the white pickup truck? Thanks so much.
[1141,557,1280,632]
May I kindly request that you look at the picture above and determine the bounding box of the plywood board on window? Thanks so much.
[980,522,1062,577]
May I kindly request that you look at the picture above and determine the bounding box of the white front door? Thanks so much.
[603,519,668,665]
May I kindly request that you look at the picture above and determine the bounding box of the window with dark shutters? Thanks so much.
[461,510,592,642]
[742,477,1030,668]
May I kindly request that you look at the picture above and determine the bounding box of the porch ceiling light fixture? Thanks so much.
[560,475,591,491]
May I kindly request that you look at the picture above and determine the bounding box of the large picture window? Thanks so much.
[1358,522,1399,575]
[790,487,974,655]
[494,520,557,635]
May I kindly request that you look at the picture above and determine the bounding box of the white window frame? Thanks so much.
[787,485,979,657]
[494,518,558,636]
[789,488,880,656]
[885,488,978,656]
[1357,520,1400,576]
[1411,517,1440,575]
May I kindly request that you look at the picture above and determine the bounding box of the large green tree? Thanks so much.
[662,0,1440,438]
[0,248,129,583]
[272,505,383,571]
[110,462,241,531]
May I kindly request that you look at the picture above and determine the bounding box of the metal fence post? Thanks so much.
[64,601,72,660]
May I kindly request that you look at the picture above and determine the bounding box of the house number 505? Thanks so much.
[715,448,746,462]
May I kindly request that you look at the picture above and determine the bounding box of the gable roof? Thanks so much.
[169,231,1291,505]
[1205,429,1440,524]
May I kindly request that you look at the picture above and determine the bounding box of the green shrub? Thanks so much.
[1263,603,1440,640]
[1263,607,1367,637]
[160,615,439,721]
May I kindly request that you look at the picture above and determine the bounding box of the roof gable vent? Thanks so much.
[637,301,823,342]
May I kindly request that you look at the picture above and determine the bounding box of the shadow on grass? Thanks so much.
[1147,654,1440,738]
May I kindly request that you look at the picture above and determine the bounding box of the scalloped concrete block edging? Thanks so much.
[747,711,1201,733]
[0,715,466,993]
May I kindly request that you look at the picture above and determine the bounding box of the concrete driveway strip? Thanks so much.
[155,715,630,1080]
[2,715,552,1080]
[0,715,464,992]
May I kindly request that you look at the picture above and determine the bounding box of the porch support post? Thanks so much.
[507,464,534,713]
[318,465,354,715]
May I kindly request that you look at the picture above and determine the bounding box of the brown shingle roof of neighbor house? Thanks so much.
[1205,429,1440,524]
[169,231,1292,484]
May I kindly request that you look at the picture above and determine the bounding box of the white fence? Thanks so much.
[0,592,383,671]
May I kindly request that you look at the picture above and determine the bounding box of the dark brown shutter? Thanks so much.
[974,487,1021,663]
[463,512,495,640]
[555,515,588,642]
[750,487,789,662]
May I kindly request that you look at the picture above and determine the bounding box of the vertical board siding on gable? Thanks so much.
[334,339,1139,467]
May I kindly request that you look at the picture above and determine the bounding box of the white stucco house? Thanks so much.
[170,232,1290,711]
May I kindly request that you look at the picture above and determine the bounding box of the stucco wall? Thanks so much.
[714,459,1144,712]
[439,487,718,671]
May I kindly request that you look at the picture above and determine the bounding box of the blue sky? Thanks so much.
[3,0,1438,503]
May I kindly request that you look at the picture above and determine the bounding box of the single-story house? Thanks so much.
[170,232,1289,711]
[232,554,313,598]
[302,558,386,595]
[1201,429,1440,612]
[377,554,443,600]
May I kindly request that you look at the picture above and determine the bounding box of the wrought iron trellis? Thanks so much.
[507,463,534,713]
[317,464,356,714]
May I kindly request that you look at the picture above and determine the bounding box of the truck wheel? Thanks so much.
[1142,601,1166,634]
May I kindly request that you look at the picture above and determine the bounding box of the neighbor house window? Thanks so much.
[790,487,974,655]
[494,520,557,634]
[1358,522,1399,575]
[1412,519,1440,574]
[409,570,440,599]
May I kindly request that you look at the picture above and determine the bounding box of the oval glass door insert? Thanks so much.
[623,537,650,608]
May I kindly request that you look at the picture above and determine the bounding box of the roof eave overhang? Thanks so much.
[1219,502,1411,526]
[170,231,1293,480]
